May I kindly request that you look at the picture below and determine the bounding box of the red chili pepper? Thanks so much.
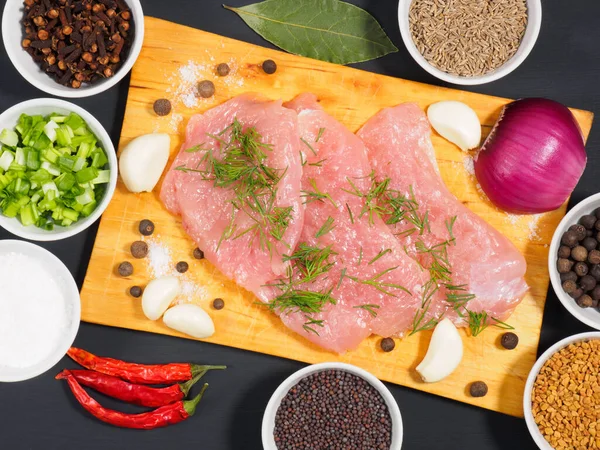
[67,347,225,384]
[60,371,208,429]
[55,370,204,407]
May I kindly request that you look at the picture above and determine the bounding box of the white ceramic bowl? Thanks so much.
[262,362,403,450]
[2,0,144,98]
[523,332,600,449]
[398,0,542,85]
[0,239,80,382]
[0,98,117,241]
[549,193,600,330]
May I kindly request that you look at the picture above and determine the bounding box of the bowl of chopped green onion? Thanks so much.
[0,98,117,241]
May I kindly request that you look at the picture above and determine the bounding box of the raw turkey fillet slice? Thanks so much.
[257,93,434,353]
[160,94,304,294]
[357,103,528,324]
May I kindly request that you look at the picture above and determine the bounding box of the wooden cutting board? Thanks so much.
[80,17,594,417]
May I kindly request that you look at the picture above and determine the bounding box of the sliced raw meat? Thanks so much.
[160,94,304,294]
[257,93,433,353]
[357,103,528,324]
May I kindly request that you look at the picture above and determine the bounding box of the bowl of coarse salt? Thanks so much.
[0,240,80,382]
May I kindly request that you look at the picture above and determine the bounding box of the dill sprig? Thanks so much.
[300,137,317,156]
[410,280,441,335]
[444,284,476,317]
[301,179,337,208]
[343,174,390,225]
[269,288,336,315]
[267,206,294,241]
[368,248,392,265]
[315,216,335,238]
[308,158,327,167]
[353,304,380,317]
[282,243,337,285]
[467,311,514,336]
[303,316,325,335]
[315,127,326,143]
[347,266,411,297]
[345,203,354,224]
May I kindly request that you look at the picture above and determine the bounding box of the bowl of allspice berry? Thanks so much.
[524,332,600,450]
[550,192,600,331]
[2,0,144,98]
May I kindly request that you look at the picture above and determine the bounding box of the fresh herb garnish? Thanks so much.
[269,288,336,315]
[410,280,441,335]
[368,248,391,265]
[303,316,325,335]
[301,179,337,207]
[316,127,326,142]
[347,266,411,297]
[282,243,337,285]
[353,304,380,317]
[308,158,327,167]
[345,203,354,224]
[315,216,335,238]
[300,137,317,156]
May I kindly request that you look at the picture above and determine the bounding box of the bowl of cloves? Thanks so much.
[2,0,144,98]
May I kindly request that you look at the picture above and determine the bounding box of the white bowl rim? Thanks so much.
[397,0,543,86]
[523,331,600,449]
[1,0,144,98]
[0,239,81,382]
[548,192,600,331]
[0,98,117,241]
[261,362,403,450]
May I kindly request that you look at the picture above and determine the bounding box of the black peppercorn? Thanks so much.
[574,262,589,277]
[153,99,171,116]
[139,219,155,236]
[571,246,588,262]
[130,286,142,298]
[577,294,593,308]
[118,261,133,277]
[562,280,577,294]
[561,230,579,247]
[569,224,587,241]
[582,237,598,252]
[197,80,215,98]
[176,261,189,273]
[500,332,519,350]
[580,275,597,292]
[581,215,597,230]
[193,248,205,259]
[569,288,584,300]
[469,381,488,397]
[560,271,578,283]
[558,246,572,258]
[591,265,600,281]
[216,63,230,76]
[380,337,395,352]
[589,249,600,265]
[130,241,149,259]
[262,59,277,74]
[212,298,225,310]
[591,286,600,301]
[557,258,574,273]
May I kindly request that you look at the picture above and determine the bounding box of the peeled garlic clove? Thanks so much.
[163,304,215,339]
[142,276,180,321]
[119,133,170,193]
[416,318,463,383]
[427,101,481,151]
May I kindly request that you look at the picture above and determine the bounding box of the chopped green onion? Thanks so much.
[91,169,110,184]
[43,120,59,142]
[0,151,15,171]
[0,129,18,147]
[76,167,98,184]
[41,161,61,176]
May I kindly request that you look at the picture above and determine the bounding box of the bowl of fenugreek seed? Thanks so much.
[398,0,542,85]
[524,332,600,450]
[2,0,144,98]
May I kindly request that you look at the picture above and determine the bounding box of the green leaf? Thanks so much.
[224,0,398,64]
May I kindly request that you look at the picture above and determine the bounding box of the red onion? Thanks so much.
[474,98,587,214]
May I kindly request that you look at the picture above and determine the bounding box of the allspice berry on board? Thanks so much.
[262,59,277,74]
[380,337,395,352]
[561,230,579,248]
[571,246,588,262]
[118,261,133,277]
[130,286,143,298]
[176,261,189,273]
[216,63,230,76]
[469,381,488,398]
[500,332,519,350]
[153,99,171,116]
[193,248,205,259]
[131,241,149,259]
[213,298,225,310]
[197,80,215,98]
[139,219,155,236]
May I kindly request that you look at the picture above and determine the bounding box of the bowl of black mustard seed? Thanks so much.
[262,362,403,450]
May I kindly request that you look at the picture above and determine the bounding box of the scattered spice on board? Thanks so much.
[197,80,215,98]
[469,381,488,397]
[273,370,392,449]
[129,286,142,298]
[139,219,155,236]
[262,59,277,74]
[131,241,149,259]
[153,99,171,116]
[380,337,395,352]
[216,63,230,76]
[212,298,225,310]
[21,0,134,88]
[532,340,600,449]
[409,0,528,77]
[118,261,133,277]
[500,332,518,350]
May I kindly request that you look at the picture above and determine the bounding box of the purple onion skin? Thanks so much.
[474,98,587,214]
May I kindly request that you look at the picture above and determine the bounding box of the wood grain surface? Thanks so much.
[79,17,594,417]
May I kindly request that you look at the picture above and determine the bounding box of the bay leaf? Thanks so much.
[224,0,398,65]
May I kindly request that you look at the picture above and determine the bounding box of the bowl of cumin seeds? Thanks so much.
[399,0,542,85]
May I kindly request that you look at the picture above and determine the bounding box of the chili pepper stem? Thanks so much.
[190,364,227,378]
[179,371,205,397]
[184,383,209,416]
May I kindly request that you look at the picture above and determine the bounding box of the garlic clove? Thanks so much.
[427,101,481,151]
[416,318,464,383]
[142,276,180,321]
[119,133,170,193]
[163,304,215,339]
